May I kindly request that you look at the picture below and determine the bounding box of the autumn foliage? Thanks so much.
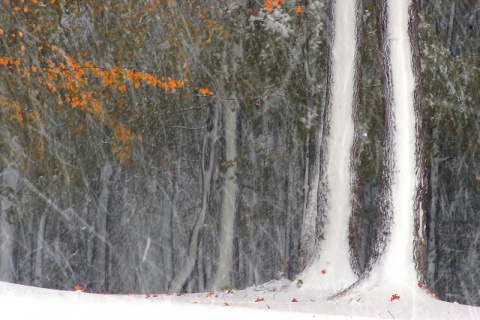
[0,0,221,167]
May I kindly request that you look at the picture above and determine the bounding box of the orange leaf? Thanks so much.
[21,45,25,51]
[255,297,264,302]
[74,285,84,292]
[206,292,213,298]
[0,28,4,35]
[264,0,273,13]
[145,293,151,298]
[321,269,326,274]
[198,88,213,96]
[390,294,400,301]
[118,84,127,92]
[295,6,302,14]
[292,298,298,302]
[24,6,29,12]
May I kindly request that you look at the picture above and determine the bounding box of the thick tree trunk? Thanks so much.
[169,104,219,293]
[367,0,427,283]
[212,99,239,290]
[300,0,362,294]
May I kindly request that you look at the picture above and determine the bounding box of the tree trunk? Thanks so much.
[169,104,219,293]
[92,163,113,292]
[212,99,239,290]
[367,0,427,284]
[33,211,47,287]
[301,0,362,294]
[0,166,19,282]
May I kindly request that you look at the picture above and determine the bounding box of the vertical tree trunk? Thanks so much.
[0,167,18,282]
[33,211,47,287]
[159,174,176,291]
[92,163,113,292]
[169,104,219,293]
[301,0,362,294]
[367,0,427,283]
[212,99,239,290]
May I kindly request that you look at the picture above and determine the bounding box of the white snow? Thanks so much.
[1,279,479,320]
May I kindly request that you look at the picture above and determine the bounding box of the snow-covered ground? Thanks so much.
[1,279,479,319]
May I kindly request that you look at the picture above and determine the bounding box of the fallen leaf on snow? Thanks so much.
[255,297,265,302]
[74,285,84,292]
[391,294,400,301]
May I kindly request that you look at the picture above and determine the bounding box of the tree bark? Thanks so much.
[92,163,113,292]
[301,0,362,293]
[33,211,47,287]
[212,99,239,290]
[369,0,427,282]
[169,104,219,293]
[0,166,18,282]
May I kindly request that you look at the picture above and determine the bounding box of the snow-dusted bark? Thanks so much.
[91,163,113,292]
[0,166,19,282]
[366,0,426,285]
[169,105,219,293]
[301,0,362,293]
[212,99,239,290]
[33,212,47,287]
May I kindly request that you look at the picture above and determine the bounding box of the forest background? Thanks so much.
[1,0,479,306]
